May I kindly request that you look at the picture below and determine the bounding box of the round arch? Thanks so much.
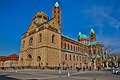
[37,56,41,61]
[28,54,32,59]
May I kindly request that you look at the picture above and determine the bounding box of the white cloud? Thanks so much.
[82,6,120,31]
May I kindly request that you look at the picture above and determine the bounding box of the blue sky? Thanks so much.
[0,0,120,56]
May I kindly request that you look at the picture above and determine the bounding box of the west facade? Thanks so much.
[19,2,106,69]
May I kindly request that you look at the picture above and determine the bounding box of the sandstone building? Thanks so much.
[19,2,106,69]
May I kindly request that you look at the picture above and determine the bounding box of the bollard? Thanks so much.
[16,70,17,73]
[59,70,61,74]
[67,72,70,77]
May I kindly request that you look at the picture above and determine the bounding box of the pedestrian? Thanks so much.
[89,66,91,71]
[83,67,85,71]
[98,67,100,71]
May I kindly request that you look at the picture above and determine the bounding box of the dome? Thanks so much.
[78,32,88,39]
[33,11,49,20]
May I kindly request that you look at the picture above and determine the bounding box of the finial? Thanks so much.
[55,2,59,7]
[79,32,81,35]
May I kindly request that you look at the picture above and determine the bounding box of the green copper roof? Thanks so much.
[81,34,88,39]
[78,32,88,39]
[62,34,100,46]
[90,28,95,33]
[62,34,86,45]
[55,2,59,7]
[61,48,88,56]
[88,41,98,46]
[92,55,101,59]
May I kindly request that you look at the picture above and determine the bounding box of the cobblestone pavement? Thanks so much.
[0,69,120,80]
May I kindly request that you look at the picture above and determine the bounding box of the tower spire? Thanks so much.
[55,2,59,7]
[90,28,96,42]
[90,28,95,33]
[52,1,61,30]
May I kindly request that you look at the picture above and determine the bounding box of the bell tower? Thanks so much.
[90,28,96,42]
[52,2,61,30]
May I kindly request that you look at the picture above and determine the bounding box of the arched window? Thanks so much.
[79,56,81,61]
[52,35,55,43]
[58,15,60,18]
[37,56,41,61]
[78,47,80,52]
[71,45,72,50]
[77,56,78,61]
[65,54,67,60]
[58,21,60,24]
[39,34,42,43]
[68,44,70,49]
[73,55,75,61]
[94,49,96,55]
[58,10,60,13]
[29,37,33,46]
[21,58,23,62]
[76,47,77,51]
[28,54,32,59]
[64,43,66,49]
[22,41,25,48]
[37,15,42,18]
[54,10,56,13]
[74,46,75,51]
[43,16,47,20]
[70,55,71,60]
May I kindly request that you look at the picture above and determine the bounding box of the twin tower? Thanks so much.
[52,2,96,43]
[52,2,61,28]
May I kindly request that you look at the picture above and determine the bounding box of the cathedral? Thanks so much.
[19,2,107,69]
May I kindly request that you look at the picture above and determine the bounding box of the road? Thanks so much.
[0,69,120,80]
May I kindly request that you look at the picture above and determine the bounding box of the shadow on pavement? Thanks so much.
[0,74,18,80]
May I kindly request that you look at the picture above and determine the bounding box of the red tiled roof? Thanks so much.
[0,54,19,61]
[9,54,18,57]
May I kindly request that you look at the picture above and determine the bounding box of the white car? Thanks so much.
[112,68,120,75]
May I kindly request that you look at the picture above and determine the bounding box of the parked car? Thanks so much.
[112,68,120,75]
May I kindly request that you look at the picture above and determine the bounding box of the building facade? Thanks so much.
[0,54,19,69]
[19,2,106,69]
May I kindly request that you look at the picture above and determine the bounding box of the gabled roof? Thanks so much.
[0,54,19,61]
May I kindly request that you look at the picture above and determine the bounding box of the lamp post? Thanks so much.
[93,55,97,69]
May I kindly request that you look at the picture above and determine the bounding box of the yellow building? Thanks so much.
[19,2,106,69]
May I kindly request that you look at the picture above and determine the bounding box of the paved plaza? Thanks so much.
[0,69,120,80]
